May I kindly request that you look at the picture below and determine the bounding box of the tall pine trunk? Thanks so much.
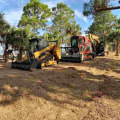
[20,47,23,61]
[116,39,119,56]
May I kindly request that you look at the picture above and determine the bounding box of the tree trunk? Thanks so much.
[20,47,23,61]
[5,50,9,63]
[4,37,8,62]
[115,39,119,56]
[62,37,64,43]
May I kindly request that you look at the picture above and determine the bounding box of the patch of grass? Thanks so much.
[24,77,37,82]
[113,61,119,65]
[0,94,13,104]
[28,88,33,93]
[3,84,19,95]
[85,77,91,80]
[81,90,93,101]
[20,87,29,95]
[48,85,59,91]
[82,96,93,101]
[77,72,86,79]
[70,83,76,88]
[105,63,117,70]
[7,75,20,78]
[63,69,67,72]
[86,77,103,82]
[68,89,80,99]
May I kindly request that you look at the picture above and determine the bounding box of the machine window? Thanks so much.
[79,38,83,45]
[71,37,78,48]
[86,46,91,51]
[37,40,48,50]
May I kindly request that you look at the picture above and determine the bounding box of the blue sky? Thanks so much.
[0,0,92,35]
[0,0,120,54]
[0,0,120,35]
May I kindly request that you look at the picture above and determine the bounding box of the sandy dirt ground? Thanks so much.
[0,52,120,120]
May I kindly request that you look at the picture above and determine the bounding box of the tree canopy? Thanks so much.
[83,0,118,43]
[107,20,120,55]
[45,3,81,43]
[86,11,117,37]
[83,0,111,17]
[8,27,35,49]
[0,13,10,35]
[18,0,51,34]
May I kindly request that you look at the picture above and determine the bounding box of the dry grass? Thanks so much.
[0,52,120,120]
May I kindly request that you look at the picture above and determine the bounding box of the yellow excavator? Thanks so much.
[89,34,105,56]
[12,38,61,71]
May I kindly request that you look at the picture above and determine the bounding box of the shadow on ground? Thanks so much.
[83,57,120,73]
[0,58,120,106]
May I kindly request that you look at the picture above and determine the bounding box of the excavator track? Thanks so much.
[11,59,39,71]
[12,62,32,71]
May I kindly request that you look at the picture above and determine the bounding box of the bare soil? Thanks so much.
[0,52,120,120]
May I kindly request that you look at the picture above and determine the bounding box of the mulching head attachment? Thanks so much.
[12,62,32,71]
[11,59,41,71]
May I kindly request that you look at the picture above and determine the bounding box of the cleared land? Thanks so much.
[0,52,120,120]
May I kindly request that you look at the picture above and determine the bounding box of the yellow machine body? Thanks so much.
[34,44,61,65]
[88,34,105,56]
[89,34,100,44]
[12,39,61,70]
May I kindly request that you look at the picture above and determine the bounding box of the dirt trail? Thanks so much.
[0,52,120,120]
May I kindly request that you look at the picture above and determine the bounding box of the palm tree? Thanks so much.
[8,27,35,60]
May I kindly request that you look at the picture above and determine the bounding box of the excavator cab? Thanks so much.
[71,36,84,53]
[29,38,48,52]
[71,36,79,53]
[61,36,93,62]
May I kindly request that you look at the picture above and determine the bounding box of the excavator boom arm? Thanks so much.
[89,34,100,44]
